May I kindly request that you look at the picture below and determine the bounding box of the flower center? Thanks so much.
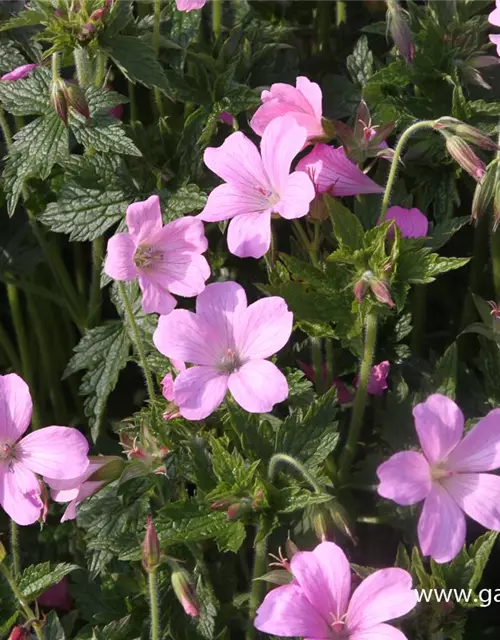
[329,614,348,638]
[430,462,454,482]
[0,443,14,462]
[134,244,163,270]
[217,348,243,374]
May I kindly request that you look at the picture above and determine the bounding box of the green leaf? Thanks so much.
[0,7,47,31]
[468,99,500,117]
[43,611,66,640]
[164,184,207,220]
[19,562,79,603]
[467,531,498,592]
[64,323,130,442]
[425,255,470,280]
[276,487,332,514]
[430,342,458,398]
[347,35,373,87]
[0,67,50,116]
[0,42,26,74]
[105,35,171,94]
[326,196,365,251]
[69,112,141,157]
[427,216,470,250]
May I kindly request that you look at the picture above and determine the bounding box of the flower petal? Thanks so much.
[228,359,288,413]
[227,210,272,258]
[16,426,89,480]
[290,541,351,621]
[236,297,293,360]
[349,624,410,640]
[157,216,208,253]
[154,309,218,365]
[489,7,500,26]
[447,408,500,472]
[104,233,137,281]
[174,366,228,420]
[384,207,428,239]
[1,63,37,81]
[254,583,330,638]
[444,473,500,531]
[152,253,210,298]
[417,484,466,563]
[413,394,464,464]
[138,276,177,315]
[59,481,105,522]
[276,171,315,220]
[346,568,417,632]
[296,76,323,120]
[261,115,308,194]
[199,183,268,222]
[0,463,42,525]
[0,373,32,442]
[377,451,432,506]
[126,195,163,244]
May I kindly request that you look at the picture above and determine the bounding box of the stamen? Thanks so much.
[134,244,163,270]
[0,443,13,461]
[218,348,243,374]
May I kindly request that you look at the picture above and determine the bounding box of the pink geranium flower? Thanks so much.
[382,206,428,238]
[255,540,417,638]
[1,63,37,81]
[377,394,500,563]
[175,0,206,10]
[296,143,384,197]
[490,33,500,56]
[0,374,89,525]
[153,281,293,420]
[250,76,325,141]
[199,115,315,259]
[104,195,210,315]
[489,0,500,26]
[363,360,390,396]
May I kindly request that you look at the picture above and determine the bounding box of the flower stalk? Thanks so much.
[246,517,270,640]
[268,453,323,494]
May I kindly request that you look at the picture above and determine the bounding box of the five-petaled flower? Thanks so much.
[255,540,417,639]
[199,115,315,258]
[153,281,293,420]
[0,373,89,525]
[377,394,500,563]
[104,195,210,315]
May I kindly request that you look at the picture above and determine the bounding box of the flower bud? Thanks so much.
[370,279,395,308]
[171,566,199,618]
[66,83,89,119]
[89,7,107,22]
[453,124,499,151]
[50,78,69,124]
[209,498,233,511]
[469,55,500,69]
[354,277,370,304]
[8,628,29,640]
[142,515,161,573]
[386,0,414,64]
[445,135,486,182]
[311,505,330,541]
[252,488,264,510]
[471,160,498,221]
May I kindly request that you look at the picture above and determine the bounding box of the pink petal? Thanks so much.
[446,408,500,472]
[261,115,308,194]
[175,0,206,10]
[417,484,466,563]
[296,76,323,121]
[444,473,500,531]
[199,183,268,222]
[254,583,330,638]
[236,297,293,360]
[367,361,390,396]
[161,373,175,402]
[0,463,43,525]
[104,233,137,281]
[174,366,228,420]
[412,394,464,464]
[158,217,208,254]
[0,373,32,442]
[16,426,89,480]
[46,459,104,493]
[126,195,163,244]
[1,63,37,81]
[276,171,316,220]
[60,481,104,522]
[291,541,351,621]
[350,623,409,640]
[490,34,500,56]
[196,280,247,323]
[384,207,428,239]
[151,252,210,298]
[227,210,272,258]
[346,568,417,632]
[228,359,288,413]
[138,276,177,315]
[489,7,500,26]
[203,131,270,193]
[376,451,432,506]
[154,309,218,366]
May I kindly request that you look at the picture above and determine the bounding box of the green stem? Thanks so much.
[88,237,104,327]
[336,0,346,26]
[0,562,44,640]
[10,520,20,578]
[6,284,40,428]
[212,0,222,38]
[0,320,22,372]
[118,282,156,404]
[148,570,160,640]
[94,51,106,87]
[380,120,436,222]
[317,1,331,52]
[292,219,317,265]
[460,212,489,331]
[338,312,378,482]
[311,337,324,393]
[268,453,323,493]
[0,106,13,146]
[153,0,165,118]
[74,47,91,86]
[246,519,269,640]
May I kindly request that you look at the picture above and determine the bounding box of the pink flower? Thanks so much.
[104,195,210,315]
[219,111,234,126]
[365,360,390,395]
[161,361,185,420]
[296,144,384,197]
[1,63,37,81]
[153,281,293,420]
[38,577,73,611]
[489,0,500,27]
[175,0,206,11]
[199,116,315,258]
[0,374,89,525]
[255,540,417,638]
[250,77,324,141]
[382,206,428,238]
[377,394,500,563]
[47,457,108,522]
[490,33,500,56]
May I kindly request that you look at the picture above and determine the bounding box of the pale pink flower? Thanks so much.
[47,457,108,522]
[377,394,500,563]
[199,116,315,259]
[0,374,89,525]
[255,540,417,638]
[1,63,37,81]
[365,360,390,395]
[175,0,206,10]
[296,143,384,197]
[489,0,500,27]
[490,33,500,56]
[153,281,293,420]
[382,206,428,238]
[104,195,210,315]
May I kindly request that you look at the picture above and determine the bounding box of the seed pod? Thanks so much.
[142,515,161,573]
[471,160,498,222]
[50,77,69,124]
[386,0,415,64]
[445,135,486,182]
[370,279,396,308]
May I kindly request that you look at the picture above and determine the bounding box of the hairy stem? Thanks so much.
[246,519,269,640]
[148,570,160,640]
[212,0,222,38]
[0,562,44,640]
[74,47,91,86]
[268,453,323,493]
[10,520,20,578]
[94,51,106,87]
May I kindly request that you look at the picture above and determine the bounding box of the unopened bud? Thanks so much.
[171,566,199,618]
[354,278,370,304]
[470,55,500,69]
[445,135,486,182]
[142,515,161,572]
[8,628,29,640]
[370,279,395,308]
[311,505,330,541]
[66,83,89,119]
[209,498,233,511]
[472,160,498,221]
[386,0,414,64]
[252,488,264,510]
[327,499,356,543]
[227,498,252,521]
[89,7,107,22]
[453,124,499,151]
[78,22,96,39]
[50,78,69,124]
